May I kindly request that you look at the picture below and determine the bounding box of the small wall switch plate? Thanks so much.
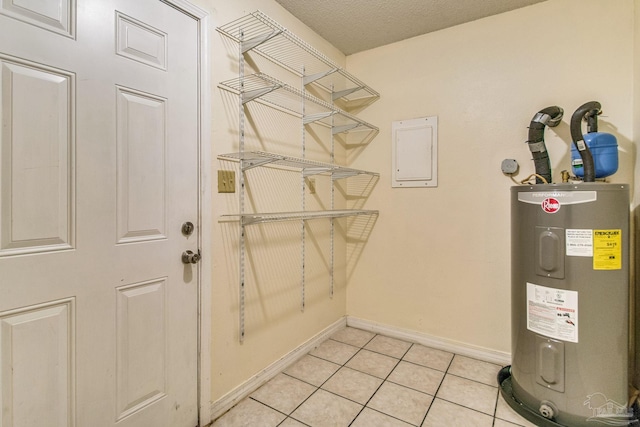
[218,170,235,193]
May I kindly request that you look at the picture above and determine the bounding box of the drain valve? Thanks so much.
[539,401,558,419]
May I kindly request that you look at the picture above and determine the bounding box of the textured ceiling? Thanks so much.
[275,0,547,55]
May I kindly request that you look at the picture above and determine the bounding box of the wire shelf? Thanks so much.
[218,151,379,179]
[219,73,379,139]
[220,209,379,226]
[217,10,379,107]
[218,10,380,342]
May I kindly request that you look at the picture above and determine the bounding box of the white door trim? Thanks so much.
[160,1,212,426]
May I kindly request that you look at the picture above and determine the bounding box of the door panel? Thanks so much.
[0,1,199,426]
[0,0,75,37]
[115,12,167,70]
[116,87,167,244]
[0,299,74,427]
[0,58,74,255]
[116,279,167,420]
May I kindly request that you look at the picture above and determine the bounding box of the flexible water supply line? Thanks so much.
[527,106,563,184]
[570,101,601,182]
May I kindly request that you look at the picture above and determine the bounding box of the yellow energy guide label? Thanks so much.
[593,229,622,270]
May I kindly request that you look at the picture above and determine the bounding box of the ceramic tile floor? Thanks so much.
[212,327,538,427]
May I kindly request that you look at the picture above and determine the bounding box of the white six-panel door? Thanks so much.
[0,1,200,426]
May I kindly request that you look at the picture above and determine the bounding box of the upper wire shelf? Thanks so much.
[217,10,380,108]
[218,150,380,179]
[219,73,379,139]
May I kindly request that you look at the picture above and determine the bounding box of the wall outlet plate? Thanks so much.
[218,170,235,193]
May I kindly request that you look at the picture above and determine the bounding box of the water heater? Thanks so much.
[502,183,631,427]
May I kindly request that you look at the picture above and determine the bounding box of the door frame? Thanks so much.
[159,1,212,426]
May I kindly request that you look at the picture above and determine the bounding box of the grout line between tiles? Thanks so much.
[445,371,500,388]
[281,332,381,427]
[398,357,449,373]
[246,396,292,424]
[334,333,386,425]
[433,396,500,420]
[491,388,502,427]
[418,348,455,426]
[347,337,412,426]
[357,406,419,427]
[232,328,523,427]
[492,387,500,418]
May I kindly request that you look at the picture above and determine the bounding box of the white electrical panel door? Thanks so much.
[392,116,438,187]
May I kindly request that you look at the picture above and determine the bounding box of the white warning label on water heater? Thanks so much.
[566,229,593,257]
[526,283,578,343]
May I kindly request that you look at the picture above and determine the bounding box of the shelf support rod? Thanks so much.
[332,170,360,180]
[330,81,335,298]
[241,29,282,53]
[332,86,363,101]
[241,216,262,226]
[241,85,281,104]
[241,158,278,171]
[303,111,334,125]
[302,166,333,177]
[238,29,247,343]
[333,123,361,134]
[300,65,306,313]
[303,68,338,86]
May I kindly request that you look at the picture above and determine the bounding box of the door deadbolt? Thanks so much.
[181,221,195,236]
[182,249,201,265]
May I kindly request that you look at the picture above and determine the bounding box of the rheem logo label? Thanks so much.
[542,197,560,213]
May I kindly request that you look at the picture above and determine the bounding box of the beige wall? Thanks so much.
[345,0,635,354]
[192,0,638,411]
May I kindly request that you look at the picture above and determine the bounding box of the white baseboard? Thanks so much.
[210,316,347,421]
[346,316,511,366]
